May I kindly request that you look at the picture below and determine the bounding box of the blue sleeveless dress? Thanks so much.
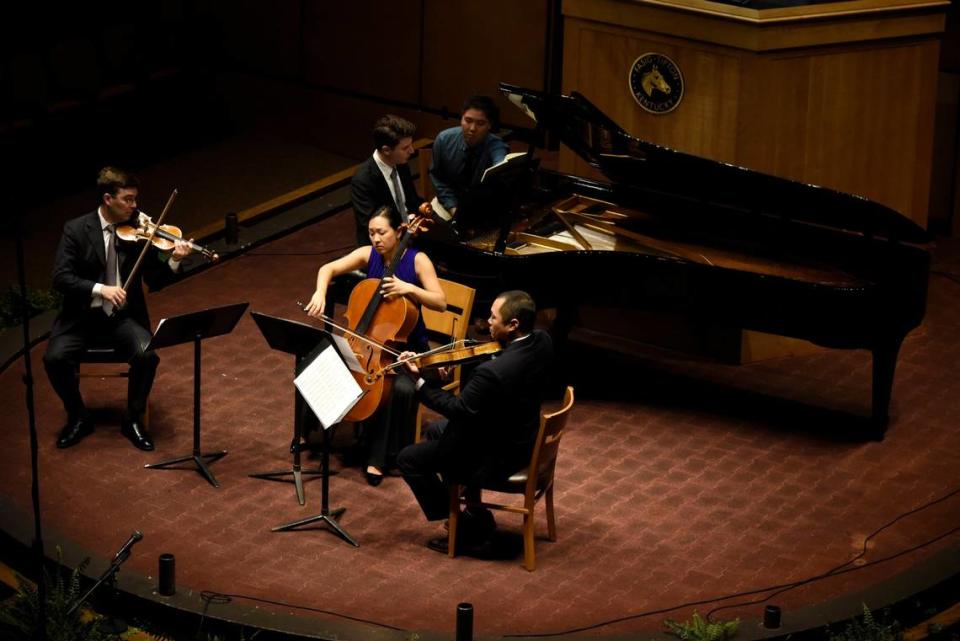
[363,246,429,471]
[367,247,429,351]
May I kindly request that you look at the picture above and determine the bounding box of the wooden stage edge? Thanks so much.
[2,501,960,641]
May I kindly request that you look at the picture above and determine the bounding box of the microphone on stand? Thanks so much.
[112,530,143,563]
[66,530,144,618]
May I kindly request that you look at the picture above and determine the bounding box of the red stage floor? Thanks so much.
[1,210,959,639]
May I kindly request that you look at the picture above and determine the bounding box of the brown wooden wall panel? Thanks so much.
[421,0,549,122]
[566,22,743,160]
[560,4,944,226]
[302,0,422,104]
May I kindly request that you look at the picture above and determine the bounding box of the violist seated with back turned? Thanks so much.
[304,205,446,486]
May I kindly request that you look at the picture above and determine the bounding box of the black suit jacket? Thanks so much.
[350,156,423,245]
[418,330,554,485]
[50,210,173,337]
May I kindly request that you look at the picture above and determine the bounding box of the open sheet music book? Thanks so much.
[430,196,453,222]
[294,344,363,429]
[481,151,527,184]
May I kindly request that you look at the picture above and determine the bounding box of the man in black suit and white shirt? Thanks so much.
[350,114,424,245]
[43,167,193,451]
[397,290,554,552]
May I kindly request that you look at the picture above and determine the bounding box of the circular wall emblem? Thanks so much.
[628,53,684,114]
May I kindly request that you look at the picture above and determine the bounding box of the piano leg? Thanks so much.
[870,334,905,441]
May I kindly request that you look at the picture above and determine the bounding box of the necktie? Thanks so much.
[390,168,406,215]
[462,146,480,187]
[103,224,118,315]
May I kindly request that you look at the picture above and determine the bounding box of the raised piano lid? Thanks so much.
[500,83,929,245]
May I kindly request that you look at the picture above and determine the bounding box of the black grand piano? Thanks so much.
[418,83,930,438]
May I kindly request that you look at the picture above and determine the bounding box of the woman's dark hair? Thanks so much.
[368,205,403,230]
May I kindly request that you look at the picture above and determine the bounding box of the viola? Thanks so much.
[116,212,219,261]
[417,340,501,368]
[379,340,501,376]
[339,214,431,422]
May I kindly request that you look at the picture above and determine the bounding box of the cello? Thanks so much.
[339,213,430,422]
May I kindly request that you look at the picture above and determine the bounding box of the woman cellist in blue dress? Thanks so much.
[304,206,446,486]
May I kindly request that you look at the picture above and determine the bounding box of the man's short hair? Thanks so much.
[372,115,416,151]
[462,95,500,131]
[97,166,139,201]
[496,290,536,333]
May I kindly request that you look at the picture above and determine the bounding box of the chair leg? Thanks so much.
[522,511,536,571]
[414,403,424,443]
[447,485,461,559]
[546,485,557,542]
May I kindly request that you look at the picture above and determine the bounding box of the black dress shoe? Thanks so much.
[365,471,384,487]
[426,536,451,554]
[121,420,154,451]
[57,419,94,449]
[426,535,495,559]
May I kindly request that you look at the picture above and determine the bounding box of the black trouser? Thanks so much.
[398,419,493,537]
[397,419,451,521]
[43,310,159,422]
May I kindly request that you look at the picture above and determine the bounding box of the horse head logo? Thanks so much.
[630,53,684,114]
[641,65,671,97]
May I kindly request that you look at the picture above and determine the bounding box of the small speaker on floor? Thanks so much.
[158,553,176,596]
[763,605,781,629]
[456,602,473,641]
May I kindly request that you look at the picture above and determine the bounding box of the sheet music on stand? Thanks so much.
[294,342,363,429]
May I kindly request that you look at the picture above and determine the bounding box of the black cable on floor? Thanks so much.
[703,485,960,621]
[198,590,407,632]
[498,485,960,637]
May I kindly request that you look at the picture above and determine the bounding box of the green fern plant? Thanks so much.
[0,547,119,641]
[0,285,61,329]
[829,604,902,641]
[664,612,739,641]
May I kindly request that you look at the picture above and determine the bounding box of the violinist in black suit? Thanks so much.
[397,290,554,553]
[350,115,423,245]
[43,167,194,451]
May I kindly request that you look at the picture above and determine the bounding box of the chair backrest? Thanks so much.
[528,386,575,494]
[421,277,475,344]
[421,277,476,387]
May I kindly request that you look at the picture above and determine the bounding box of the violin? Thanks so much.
[381,339,501,375]
[116,212,219,261]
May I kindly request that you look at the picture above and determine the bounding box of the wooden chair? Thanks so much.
[413,277,476,442]
[447,386,575,571]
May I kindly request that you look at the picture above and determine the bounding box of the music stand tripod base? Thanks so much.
[146,450,228,488]
[272,506,357,547]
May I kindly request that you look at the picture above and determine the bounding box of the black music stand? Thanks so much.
[248,312,332,505]
[144,302,248,488]
[270,328,359,547]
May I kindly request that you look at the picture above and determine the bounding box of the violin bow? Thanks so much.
[118,188,179,295]
[295,302,402,358]
[378,339,467,375]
